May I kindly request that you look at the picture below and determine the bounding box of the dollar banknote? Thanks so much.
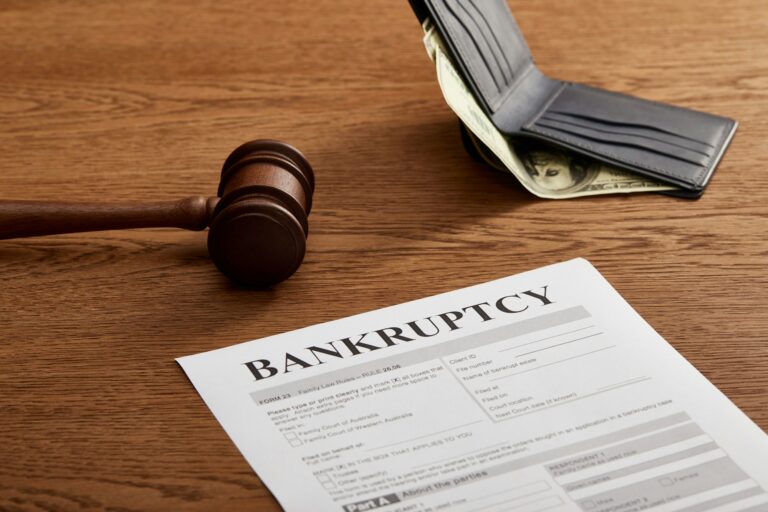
[422,23,677,199]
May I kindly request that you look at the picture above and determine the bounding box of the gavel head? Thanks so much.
[207,140,315,287]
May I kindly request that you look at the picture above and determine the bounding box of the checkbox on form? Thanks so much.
[316,473,336,490]
[283,432,303,447]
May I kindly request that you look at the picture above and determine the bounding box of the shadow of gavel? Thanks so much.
[0,140,314,287]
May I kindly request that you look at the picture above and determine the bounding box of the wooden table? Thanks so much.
[1,0,766,510]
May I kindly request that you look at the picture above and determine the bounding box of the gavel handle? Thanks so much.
[0,196,219,240]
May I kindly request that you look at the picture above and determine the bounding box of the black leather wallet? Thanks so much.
[409,0,738,197]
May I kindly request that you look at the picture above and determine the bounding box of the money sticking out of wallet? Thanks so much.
[409,0,738,199]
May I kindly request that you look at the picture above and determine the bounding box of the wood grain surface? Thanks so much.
[0,0,766,510]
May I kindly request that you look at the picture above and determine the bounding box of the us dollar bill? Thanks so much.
[422,23,678,199]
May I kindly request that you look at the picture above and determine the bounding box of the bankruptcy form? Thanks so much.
[177,259,768,512]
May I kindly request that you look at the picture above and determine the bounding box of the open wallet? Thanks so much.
[409,0,738,198]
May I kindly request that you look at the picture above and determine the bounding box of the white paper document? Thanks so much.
[178,259,768,512]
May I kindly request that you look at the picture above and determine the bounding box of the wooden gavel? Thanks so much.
[0,140,314,287]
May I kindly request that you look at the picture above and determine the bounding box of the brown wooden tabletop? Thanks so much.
[1,0,766,510]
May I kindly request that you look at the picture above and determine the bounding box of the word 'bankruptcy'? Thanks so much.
[243,286,554,381]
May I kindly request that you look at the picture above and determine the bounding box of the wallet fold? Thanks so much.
[410,0,737,195]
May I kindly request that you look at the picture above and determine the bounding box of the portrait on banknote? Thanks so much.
[519,147,598,194]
